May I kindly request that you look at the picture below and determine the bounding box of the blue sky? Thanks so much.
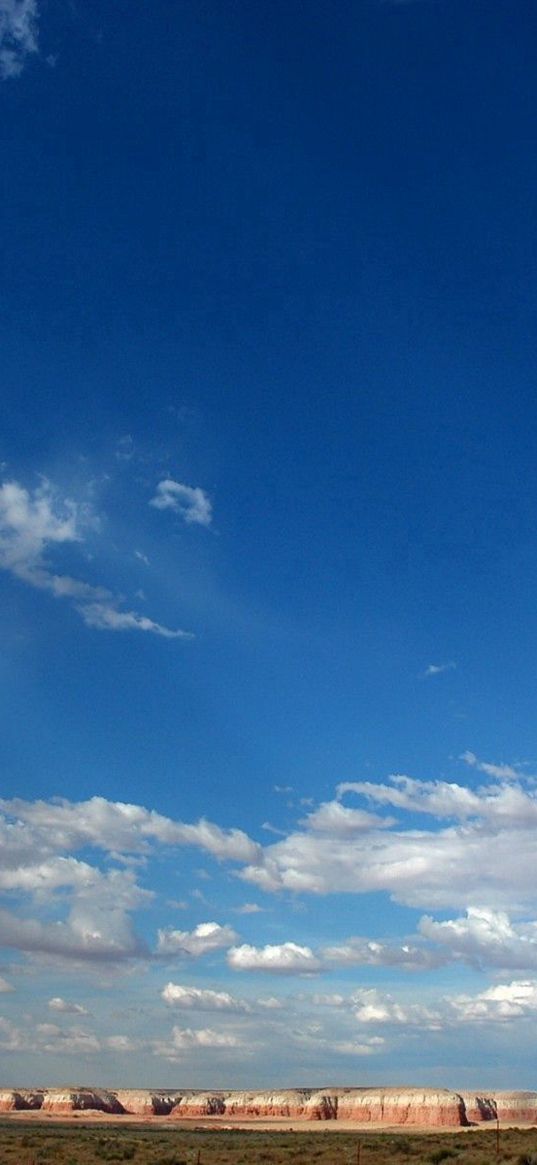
[2,0,537,1090]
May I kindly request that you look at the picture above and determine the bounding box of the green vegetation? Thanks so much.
[1,1123,537,1165]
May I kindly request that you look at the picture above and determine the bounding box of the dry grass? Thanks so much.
[2,1123,537,1165]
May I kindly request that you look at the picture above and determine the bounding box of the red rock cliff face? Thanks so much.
[459,1094,497,1122]
[4,1086,537,1126]
[304,1092,338,1120]
[171,1094,226,1117]
[41,1089,123,1113]
[336,1089,467,1126]
[115,1091,177,1115]
[0,1090,43,1111]
[494,1093,537,1122]
[222,1091,311,1119]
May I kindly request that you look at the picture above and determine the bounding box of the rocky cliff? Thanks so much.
[3,1085,537,1125]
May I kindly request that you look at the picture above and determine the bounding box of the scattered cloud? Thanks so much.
[321,936,443,971]
[301,800,393,834]
[150,480,212,526]
[422,661,456,678]
[460,750,519,781]
[228,942,321,974]
[234,902,264,915]
[115,435,135,463]
[0,0,38,80]
[48,997,88,1015]
[0,976,14,993]
[36,1022,100,1054]
[106,1034,141,1052]
[0,478,188,638]
[157,922,238,958]
[419,907,537,972]
[351,987,440,1028]
[161,982,249,1011]
[79,602,190,639]
[153,1026,240,1059]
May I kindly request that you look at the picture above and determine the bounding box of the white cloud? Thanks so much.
[161,982,249,1011]
[228,942,321,974]
[0,976,13,992]
[460,750,519,781]
[79,602,191,639]
[153,1026,240,1059]
[0,0,38,79]
[448,979,537,1024]
[240,777,537,908]
[150,480,212,526]
[422,662,456,677]
[106,1035,140,1052]
[0,795,261,864]
[351,988,441,1028]
[234,902,264,914]
[157,922,238,958]
[48,997,88,1015]
[0,904,148,964]
[321,936,443,970]
[332,1039,384,1056]
[301,801,393,834]
[419,907,537,972]
[0,478,187,638]
[36,1022,101,1054]
[0,1016,25,1050]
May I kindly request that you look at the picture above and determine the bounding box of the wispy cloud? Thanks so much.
[422,661,456,678]
[0,478,189,638]
[0,0,38,79]
[150,480,213,526]
[460,749,519,781]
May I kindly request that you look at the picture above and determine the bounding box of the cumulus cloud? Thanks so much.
[351,987,441,1028]
[321,936,444,971]
[237,775,537,910]
[228,942,321,974]
[0,904,148,964]
[0,792,263,974]
[48,997,89,1015]
[106,1034,140,1052]
[0,1016,26,1050]
[153,1026,239,1059]
[0,795,261,864]
[419,907,537,972]
[150,480,212,526]
[157,922,238,958]
[0,0,38,79]
[0,478,187,638]
[448,979,537,1024]
[36,1022,100,1054]
[300,801,393,834]
[161,982,249,1011]
[325,979,537,1033]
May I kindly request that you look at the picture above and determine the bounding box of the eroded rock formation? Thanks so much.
[41,1089,123,1113]
[3,1085,537,1125]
